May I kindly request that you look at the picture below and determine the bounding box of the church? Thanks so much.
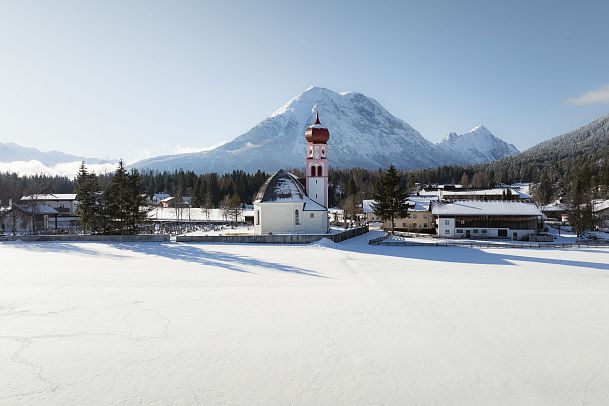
[253,112,330,235]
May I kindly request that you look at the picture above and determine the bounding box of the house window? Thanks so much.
[482,229,487,234]
[473,229,479,233]
[445,220,450,225]
[445,230,450,235]
[424,223,427,228]
[412,222,417,227]
[402,222,407,227]
[456,229,463,233]
[255,210,260,225]
[413,214,417,219]
[295,210,300,225]
[310,213,314,218]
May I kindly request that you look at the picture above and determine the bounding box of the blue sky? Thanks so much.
[1,0,608,161]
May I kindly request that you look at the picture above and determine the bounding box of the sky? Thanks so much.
[1,0,608,163]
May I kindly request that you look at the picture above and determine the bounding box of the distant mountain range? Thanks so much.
[0,142,111,166]
[131,86,519,173]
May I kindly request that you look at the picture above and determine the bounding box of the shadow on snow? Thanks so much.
[338,234,609,271]
[111,242,324,277]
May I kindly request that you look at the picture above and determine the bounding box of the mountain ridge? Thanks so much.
[131,86,519,173]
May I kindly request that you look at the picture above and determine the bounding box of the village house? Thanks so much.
[540,201,571,223]
[388,199,434,233]
[432,201,544,240]
[362,200,382,222]
[20,193,79,230]
[0,204,59,234]
[593,200,609,229]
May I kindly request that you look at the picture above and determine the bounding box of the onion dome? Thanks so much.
[305,111,330,144]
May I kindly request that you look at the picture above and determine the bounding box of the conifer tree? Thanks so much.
[371,165,408,235]
[75,162,101,233]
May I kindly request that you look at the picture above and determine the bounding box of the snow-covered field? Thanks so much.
[2,233,609,405]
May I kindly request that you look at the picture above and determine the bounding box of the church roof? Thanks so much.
[254,169,326,210]
[305,111,330,144]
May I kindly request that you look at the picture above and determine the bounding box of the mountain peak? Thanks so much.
[437,125,519,163]
[131,88,519,173]
[469,124,492,136]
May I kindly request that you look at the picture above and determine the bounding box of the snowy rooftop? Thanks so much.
[593,200,609,213]
[3,204,60,215]
[540,203,571,212]
[432,201,543,217]
[363,199,431,213]
[421,188,531,199]
[21,193,77,201]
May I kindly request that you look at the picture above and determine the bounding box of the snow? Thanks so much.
[2,237,609,405]
[436,125,520,163]
[132,86,519,174]
[432,201,543,216]
[20,194,77,201]
[148,207,247,222]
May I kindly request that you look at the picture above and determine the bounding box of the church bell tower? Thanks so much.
[305,111,330,208]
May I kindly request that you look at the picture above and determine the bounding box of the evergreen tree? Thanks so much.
[371,165,408,235]
[104,161,131,234]
[74,162,101,233]
[125,169,149,234]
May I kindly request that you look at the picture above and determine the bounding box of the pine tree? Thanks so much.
[371,165,408,235]
[75,162,101,234]
[104,161,130,234]
[125,169,149,234]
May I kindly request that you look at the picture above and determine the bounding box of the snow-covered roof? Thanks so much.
[540,203,570,212]
[159,196,176,203]
[362,199,430,213]
[254,169,326,211]
[255,170,305,203]
[407,200,431,212]
[2,204,60,215]
[21,193,77,201]
[420,188,531,200]
[432,201,543,217]
[362,200,375,214]
[593,200,609,213]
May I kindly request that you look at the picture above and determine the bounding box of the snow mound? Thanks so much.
[311,237,338,248]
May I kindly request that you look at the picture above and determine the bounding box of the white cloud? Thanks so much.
[566,84,609,106]
[0,160,117,177]
[172,141,227,155]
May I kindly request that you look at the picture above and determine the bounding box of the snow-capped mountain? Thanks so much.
[436,125,519,164]
[132,87,518,173]
[0,142,110,166]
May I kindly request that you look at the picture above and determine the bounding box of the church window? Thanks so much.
[295,209,300,225]
[317,166,322,177]
[310,165,316,177]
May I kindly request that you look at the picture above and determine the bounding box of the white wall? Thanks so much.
[254,202,327,235]
[438,217,455,237]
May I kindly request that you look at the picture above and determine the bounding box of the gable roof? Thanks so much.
[21,193,77,201]
[432,201,543,217]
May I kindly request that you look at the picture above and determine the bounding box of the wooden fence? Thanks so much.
[370,238,609,249]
